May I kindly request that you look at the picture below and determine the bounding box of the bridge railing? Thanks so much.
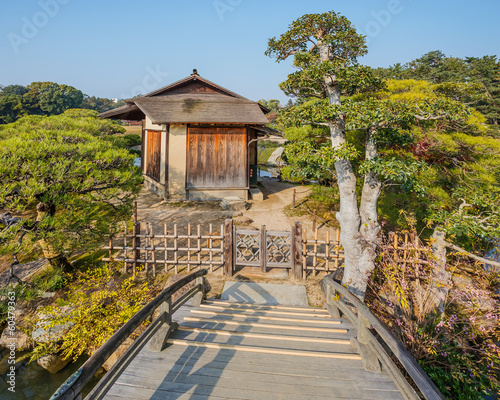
[322,276,445,400]
[50,269,208,400]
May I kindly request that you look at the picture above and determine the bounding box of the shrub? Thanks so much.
[30,264,153,362]
[367,233,500,399]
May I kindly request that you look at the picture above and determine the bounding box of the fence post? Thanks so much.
[224,219,234,276]
[292,189,296,208]
[260,225,267,273]
[292,222,303,280]
[132,201,141,278]
[133,221,141,279]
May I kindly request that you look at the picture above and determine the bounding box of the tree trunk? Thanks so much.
[36,202,73,272]
[430,229,451,312]
[353,128,382,299]
[318,41,365,298]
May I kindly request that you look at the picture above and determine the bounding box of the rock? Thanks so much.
[0,354,10,375]
[40,292,56,299]
[267,147,285,165]
[233,216,253,226]
[0,327,31,351]
[32,306,74,344]
[220,197,248,211]
[37,354,71,374]
[249,188,264,201]
[102,338,133,371]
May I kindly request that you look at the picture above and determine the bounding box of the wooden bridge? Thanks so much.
[50,270,444,400]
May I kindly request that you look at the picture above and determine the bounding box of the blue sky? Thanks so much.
[0,0,498,104]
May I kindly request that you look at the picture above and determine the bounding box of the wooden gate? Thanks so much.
[235,227,293,271]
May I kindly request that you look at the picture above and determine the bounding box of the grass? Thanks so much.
[283,185,340,228]
[258,147,276,164]
[123,125,142,134]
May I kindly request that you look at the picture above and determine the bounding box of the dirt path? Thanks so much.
[136,178,329,235]
[242,177,312,231]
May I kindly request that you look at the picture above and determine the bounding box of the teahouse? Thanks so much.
[99,70,272,201]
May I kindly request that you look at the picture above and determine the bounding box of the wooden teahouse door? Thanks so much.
[186,127,247,189]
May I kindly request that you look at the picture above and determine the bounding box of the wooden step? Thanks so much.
[166,339,362,360]
[203,301,329,313]
[189,310,341,325]
[197,304,332,318]
[176,326,351,345]
[183,317,349,333]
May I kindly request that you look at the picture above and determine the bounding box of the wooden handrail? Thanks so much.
[322,277,445,400]
[50,269,207,400]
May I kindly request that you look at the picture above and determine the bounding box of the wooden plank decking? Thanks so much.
[102,300,404,400]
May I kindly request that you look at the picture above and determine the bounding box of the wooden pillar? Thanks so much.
[292,222,303,280]
[224,219,234,276]
[260,225,267,273]
[149,297,178,352]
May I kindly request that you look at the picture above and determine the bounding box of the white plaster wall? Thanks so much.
[168,124,187,199]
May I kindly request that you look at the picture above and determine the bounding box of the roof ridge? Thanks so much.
[140,73,248,100]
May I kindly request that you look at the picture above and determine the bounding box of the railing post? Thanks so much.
[292,222,303,280]
[352,313,381,372]
[325,284,340,318]
[148,297,177,352]
[223,219,233,276]
[191,276,204,307]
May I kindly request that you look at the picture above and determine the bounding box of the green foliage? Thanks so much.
[375,52,500,128]
[30,264,152,362]
[258,99,281,113]
[24,82,83,116]
[80,95,125,113]
[122,133,142,147]
[32,267,68,292]
[281,125,360,185]
[266,11,367,64]
[0,110,142,259]
[0,82,125,124]
[360,157,428,195]
[0,284,39,325]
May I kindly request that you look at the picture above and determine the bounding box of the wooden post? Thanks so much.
[325,230,330,272]
[124,223,128,273]
[132,221,141,279]
[223,219,234,276]
[174,224,178,275]
[260,225,267,273]
[192,276,204,307]
[197,225,201,270]
[292,189,296,208]
[209,224,214,273]
[302,228,307,280]
[164,224,168,273]
[187,223,192,273]
[358,314,371,345]
[325,285,340,318]
[150,223,156,277]
[313,227,319,275]
[292,222,303,280]
[335,229,340,270]
[312,209,317,232]
[149,297,177,352]
[108,236,113,263]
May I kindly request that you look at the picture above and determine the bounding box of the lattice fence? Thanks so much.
[103,222,224,277]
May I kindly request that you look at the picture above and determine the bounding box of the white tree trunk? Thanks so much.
[318,41,366,298]
[351,128,382,299]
